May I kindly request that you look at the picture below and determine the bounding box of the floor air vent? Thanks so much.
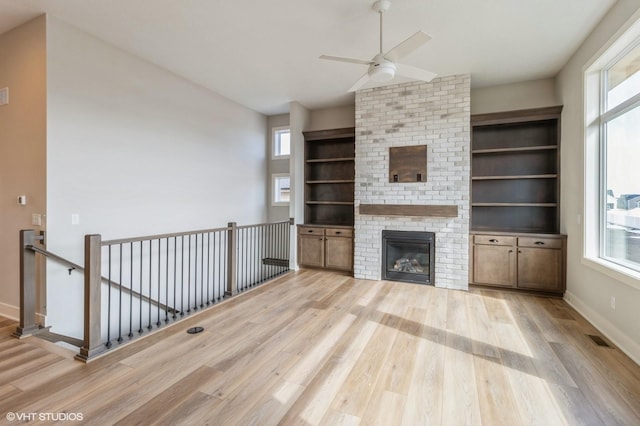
[588,334,611,348]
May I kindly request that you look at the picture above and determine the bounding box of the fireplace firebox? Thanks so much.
[382,230,435,285]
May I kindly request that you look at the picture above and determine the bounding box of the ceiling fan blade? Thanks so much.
[384,31,431,62]
[395,63,437,82]
[319,55,373,65]
[348,72,371,92]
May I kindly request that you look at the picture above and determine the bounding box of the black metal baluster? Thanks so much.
[129,242,133,338]
[157,238,161,327]
[118,244,123,343]
[218,231,222,300]
[165,237,169,323]
[148,239,152,330]
[139,241,143,334]
[193,234,198,311]
[187,234,192,313]
[200,233,205,308]
[173,236,178,319]
[106,245,112,348]
[181,235,185,316]
[207,232,212,305]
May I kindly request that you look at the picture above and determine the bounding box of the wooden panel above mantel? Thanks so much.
[359,204,459,218]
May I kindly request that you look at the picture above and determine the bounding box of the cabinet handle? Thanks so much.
[518,250,522,253]
[335,231,341,235]
[509,250,513,253]
[534,241,545,245]
[489,239,498,243]
[308,230,313,233]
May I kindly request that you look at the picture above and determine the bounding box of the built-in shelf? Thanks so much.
[306,157,355,163]
[472,145,558,154]
[471,106,562,234]
[306,180,355,184]
[303,127,355,226]
[472,174,557,181]
[472,203,557,207]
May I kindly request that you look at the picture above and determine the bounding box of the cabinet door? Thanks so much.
[325,236,353,272]
[298,235,324,268]
[472,244,516,287]
[517,247,562,292]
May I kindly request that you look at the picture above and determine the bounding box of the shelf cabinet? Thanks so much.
[303,128,355,227]
[471,232,566,295]
[471,106,562,234]
[298,225,353,272]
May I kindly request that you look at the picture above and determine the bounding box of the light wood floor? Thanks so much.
[1,269,639,425]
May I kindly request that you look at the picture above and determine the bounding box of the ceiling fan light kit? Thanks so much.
[320,0,436,92]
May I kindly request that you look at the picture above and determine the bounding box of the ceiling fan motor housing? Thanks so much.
[369,60,396,82]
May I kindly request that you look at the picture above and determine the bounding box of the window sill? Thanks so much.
[582,256,640,291]
[272,155,290,161]
[271,203,290,207]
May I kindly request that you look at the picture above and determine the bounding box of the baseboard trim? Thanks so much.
[0,302,19,321]
[0,303,46,326]
[564,290,640,366]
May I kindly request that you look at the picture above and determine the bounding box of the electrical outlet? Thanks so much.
[32,213,42,226]
[71,213,80,225]
[610,296,616,310]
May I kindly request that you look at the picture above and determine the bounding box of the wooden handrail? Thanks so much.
[101,225,232,246]
[26,245,178,314]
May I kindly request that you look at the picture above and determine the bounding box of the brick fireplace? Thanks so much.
[354,75,471,290]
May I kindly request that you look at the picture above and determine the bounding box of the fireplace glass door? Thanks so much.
[382,231,435,285]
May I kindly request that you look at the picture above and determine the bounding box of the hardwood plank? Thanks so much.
[442,289,482,425]
[401,285,447,425]
[0,270,638,425]
[114,366,220,425]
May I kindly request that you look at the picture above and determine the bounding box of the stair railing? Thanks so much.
[16,219,293,362]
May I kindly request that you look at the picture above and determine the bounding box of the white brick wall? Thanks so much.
[354,75,471,290]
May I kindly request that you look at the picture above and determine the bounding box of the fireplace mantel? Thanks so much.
[359,204,458,218]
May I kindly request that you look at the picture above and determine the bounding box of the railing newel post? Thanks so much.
[76,234,106,362]
[13,230,40,338]
[225,222,238,297]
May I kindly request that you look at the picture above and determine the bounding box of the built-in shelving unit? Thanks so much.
[302,127,355,226]
[471,106,562,234]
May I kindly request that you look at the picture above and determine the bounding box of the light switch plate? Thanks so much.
[0,87,8,106]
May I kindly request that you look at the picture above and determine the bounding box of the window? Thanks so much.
[588,31,640,278]
[272,127,290,158]
[272,174,290,206]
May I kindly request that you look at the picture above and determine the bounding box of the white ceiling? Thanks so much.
[0,0,616,115]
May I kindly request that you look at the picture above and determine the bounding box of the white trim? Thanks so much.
[582,256,640,291]
[271,126,291,160]
[564,290,640,366]
[0,301,19,321]
[271,173,290,206]
[583,14,640,288]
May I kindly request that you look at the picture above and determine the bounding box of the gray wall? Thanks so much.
[45,16,268,337]
[557,0,640,363]
[0,16,47,320]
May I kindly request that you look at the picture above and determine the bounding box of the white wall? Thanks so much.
[46,16,268,337]
[557,0,640,363]
[470,78,559,115]
[0,16,47,320]
[289,102,311,269]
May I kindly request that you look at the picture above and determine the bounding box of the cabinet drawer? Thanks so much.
[518,237,562,249]
[298,226,325,236]
[473,235,516,246]
[325,228,353,237]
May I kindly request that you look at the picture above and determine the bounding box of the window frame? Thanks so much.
[271,173,290,206]
[583,15,640,290]
[272,126,291,159]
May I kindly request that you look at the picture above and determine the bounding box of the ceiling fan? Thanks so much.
[320,0,437,92]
